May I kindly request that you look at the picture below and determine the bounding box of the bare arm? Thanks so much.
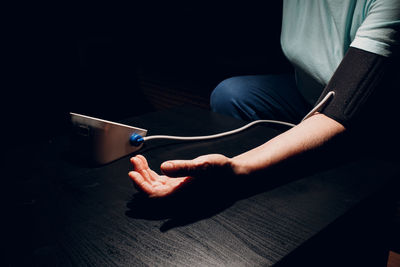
[129,113,345,197]
[230,113,345,175]
[229,47,388,176]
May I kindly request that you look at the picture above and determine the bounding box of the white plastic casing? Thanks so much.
[70,112,147,165]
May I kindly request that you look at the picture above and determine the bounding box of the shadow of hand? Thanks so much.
[125,177,237,232]
[125,154,299,231]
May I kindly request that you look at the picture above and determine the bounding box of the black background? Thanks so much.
[4,2,290,149]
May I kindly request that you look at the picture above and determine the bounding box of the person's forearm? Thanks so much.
[230,113,345,175]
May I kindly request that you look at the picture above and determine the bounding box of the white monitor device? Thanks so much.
[70,112,147,165]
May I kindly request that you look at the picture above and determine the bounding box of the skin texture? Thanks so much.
[129,155,193,198]
[129,113,345,198]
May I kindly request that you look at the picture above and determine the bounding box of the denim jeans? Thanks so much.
[210,74,312,123]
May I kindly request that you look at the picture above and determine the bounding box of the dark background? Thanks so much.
[4,4,290,264]
[4,3,400,266]
[4,2,291,149]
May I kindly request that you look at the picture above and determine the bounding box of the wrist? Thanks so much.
[229,156,253,176]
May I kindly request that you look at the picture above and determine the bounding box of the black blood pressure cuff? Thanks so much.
[317,47,388,128]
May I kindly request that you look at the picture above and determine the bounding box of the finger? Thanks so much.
[130,157,152,182]
[136,155,149,169]
[131,156,147,172]
[142,168,156,182]
[133,155,158,181]
[136,156,157,181]
[160,159,206,177]
[130,157,142,171]
[128,171,155,194]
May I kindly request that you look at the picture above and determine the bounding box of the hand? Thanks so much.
[128,154,232,198]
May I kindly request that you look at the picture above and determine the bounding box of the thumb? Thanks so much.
[160,159,209,177]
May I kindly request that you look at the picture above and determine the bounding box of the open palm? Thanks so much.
[129,155,192,198]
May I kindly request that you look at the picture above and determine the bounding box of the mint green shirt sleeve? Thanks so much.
[280,0,399,104]
[350,0,400,57]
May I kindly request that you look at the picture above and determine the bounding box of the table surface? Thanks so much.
[6,106,399,266]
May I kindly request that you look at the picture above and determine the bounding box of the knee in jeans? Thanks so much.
[210,77,245,111]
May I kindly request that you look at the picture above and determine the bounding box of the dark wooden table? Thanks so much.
[6,107,399,266]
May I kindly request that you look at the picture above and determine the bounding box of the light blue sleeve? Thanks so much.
[351,0,400,57]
